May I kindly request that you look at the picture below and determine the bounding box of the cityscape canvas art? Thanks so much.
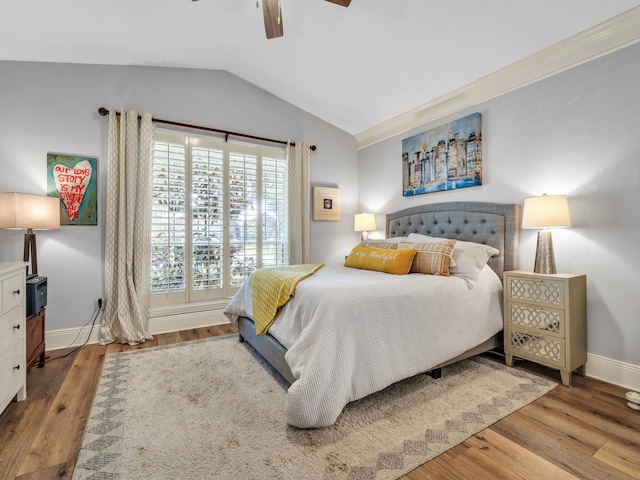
[402,112,482,196]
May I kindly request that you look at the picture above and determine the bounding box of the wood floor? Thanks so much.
[1,324,639,480]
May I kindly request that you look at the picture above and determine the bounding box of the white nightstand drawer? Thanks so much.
[508,328,565,368]
[506,275,565,308]
[507,302,565,338]
[0,307,25,355]
[0,340,26,406]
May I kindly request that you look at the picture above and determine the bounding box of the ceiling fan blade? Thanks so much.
[263,0,283,39]
[325,0,351,6]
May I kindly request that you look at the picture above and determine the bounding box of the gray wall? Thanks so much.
[0,62,358,332]
[358,43,640,367]
[2,43,638,369]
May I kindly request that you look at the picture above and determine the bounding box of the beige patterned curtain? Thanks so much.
[287,141,310,265]
[100,109,154,345]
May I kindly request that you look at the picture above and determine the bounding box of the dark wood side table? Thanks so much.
[26,308,46,369]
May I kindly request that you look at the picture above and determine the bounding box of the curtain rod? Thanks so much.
[97,107,317,151]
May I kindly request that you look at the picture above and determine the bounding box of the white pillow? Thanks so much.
[406,233,499,287]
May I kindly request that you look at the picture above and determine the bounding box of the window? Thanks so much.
[151,130,288,308]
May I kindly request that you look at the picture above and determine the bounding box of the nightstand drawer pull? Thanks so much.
[13,289,20,295]
[13,324,20,330]
[13,364,21,370]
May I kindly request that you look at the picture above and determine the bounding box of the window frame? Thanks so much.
[150,128,288,312]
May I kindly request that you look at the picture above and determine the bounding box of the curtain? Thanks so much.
[287,141,311,265]
[100,109,154,345]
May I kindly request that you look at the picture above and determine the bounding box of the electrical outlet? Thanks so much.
[98,298,103,309]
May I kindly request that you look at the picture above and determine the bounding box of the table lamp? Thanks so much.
[0,192,60,276]
[521,194,571,274]
[354,212,376,241]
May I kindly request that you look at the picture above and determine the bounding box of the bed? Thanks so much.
[224,201,521,428]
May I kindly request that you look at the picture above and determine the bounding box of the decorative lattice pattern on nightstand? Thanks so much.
[510,278,561,305]
[510,331,562,363]
[510,305,562,335]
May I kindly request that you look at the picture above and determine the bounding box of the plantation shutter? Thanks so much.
[151,136,187,296]
[261,153,288,267]
[150,130,288,310]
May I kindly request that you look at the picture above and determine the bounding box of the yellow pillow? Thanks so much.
[397,240,456,276]
[344,246,416,275]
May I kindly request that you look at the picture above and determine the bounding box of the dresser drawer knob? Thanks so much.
[13,324,21,330]
[13,289,21,295]
[13,364,21,370]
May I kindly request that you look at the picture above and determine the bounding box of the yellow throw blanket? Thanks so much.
[250,263,324,335]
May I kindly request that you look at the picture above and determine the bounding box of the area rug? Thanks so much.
[72,335,556,480]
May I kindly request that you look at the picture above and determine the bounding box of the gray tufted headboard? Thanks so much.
[386,201,521,280]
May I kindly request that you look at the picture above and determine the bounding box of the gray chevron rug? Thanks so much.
[72,335,556,480]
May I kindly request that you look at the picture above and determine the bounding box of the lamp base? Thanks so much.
[23,229,38,276]
[533,230,556,274]
[361,231,369,242]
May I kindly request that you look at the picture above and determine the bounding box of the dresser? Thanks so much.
[503,270,587,387]
[1,262,29,415]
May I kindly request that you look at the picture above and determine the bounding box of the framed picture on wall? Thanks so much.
[47,153,98,225]
[313,187,341,221]
[401,112,482,196]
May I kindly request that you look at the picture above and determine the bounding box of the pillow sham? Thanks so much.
[344,246,416,275]
[406,233,499,286]
[397,239,456,276]
[381,236,408,243]
[359,240,399,249]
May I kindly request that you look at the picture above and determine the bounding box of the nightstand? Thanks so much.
[503,270,587,387]
[26,308,46,369]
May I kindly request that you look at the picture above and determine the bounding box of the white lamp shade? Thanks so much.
[0,192,61,230]
[354,212,376,232]
[522,195,571,229]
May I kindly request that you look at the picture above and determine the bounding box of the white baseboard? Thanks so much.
[45,324,103,352]
[585,353,640,392]
[149,309,229,336]
[45,310,230,351]
[45,322,640,392]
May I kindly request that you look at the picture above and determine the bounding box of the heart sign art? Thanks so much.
[53,160,93,221]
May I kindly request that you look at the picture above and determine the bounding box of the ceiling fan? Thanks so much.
[262,0,351,39]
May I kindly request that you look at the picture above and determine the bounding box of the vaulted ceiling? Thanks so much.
[2,1,640,141]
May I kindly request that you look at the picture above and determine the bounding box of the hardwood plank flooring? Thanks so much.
[1,324,638,480]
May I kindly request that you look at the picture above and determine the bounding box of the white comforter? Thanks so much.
[224,263,504,428]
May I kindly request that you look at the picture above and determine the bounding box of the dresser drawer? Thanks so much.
[0,340,26,405]
[0,307,25,354]
[507,302,565,338]
[2,272,25,315]
[508,328,565,368]
[506,275,565,308]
